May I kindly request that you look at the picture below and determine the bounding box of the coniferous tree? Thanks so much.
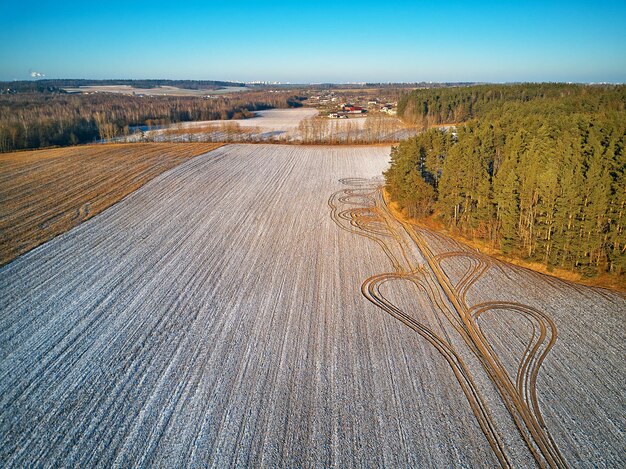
[386,83,626,280]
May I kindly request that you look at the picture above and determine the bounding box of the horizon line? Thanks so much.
[2,78,625,86]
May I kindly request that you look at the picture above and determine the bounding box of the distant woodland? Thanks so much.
[0,79,245,93]
[386,84,626,279]
[0,86,303,152]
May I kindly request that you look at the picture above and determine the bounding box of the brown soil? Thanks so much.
[0,143,222,266]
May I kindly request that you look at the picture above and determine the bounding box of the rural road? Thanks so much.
[1,144,624,467]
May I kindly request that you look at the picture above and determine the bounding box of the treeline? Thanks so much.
[0,79,244,94]
[386,84,626,279]
[298,115,407,143]
[0,91,303,152]
[397,83,626,128]
[123,115,408,144]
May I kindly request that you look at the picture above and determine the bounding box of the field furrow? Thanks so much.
[0,143,222,265]
[1,144,623,467]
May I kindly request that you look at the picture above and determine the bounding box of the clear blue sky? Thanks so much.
[1,1,625,83]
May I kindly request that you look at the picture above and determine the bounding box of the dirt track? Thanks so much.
[1,144,624,467]
[330,182,626,467]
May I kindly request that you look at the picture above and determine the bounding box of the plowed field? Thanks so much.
[0,143,221,265]
[1,144,623,467]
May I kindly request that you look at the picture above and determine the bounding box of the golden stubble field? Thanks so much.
[0,143,221,265]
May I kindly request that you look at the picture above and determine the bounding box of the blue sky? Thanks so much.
[1,1,625,83]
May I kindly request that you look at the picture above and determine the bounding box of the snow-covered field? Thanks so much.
[122,108,410,143]
[0,144,623,467]
[176,108,319,132]
[63,85,248,96]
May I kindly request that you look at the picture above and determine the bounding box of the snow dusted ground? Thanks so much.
[1,144,623,467]
[121,109,410,143]
[178,108,319,132]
